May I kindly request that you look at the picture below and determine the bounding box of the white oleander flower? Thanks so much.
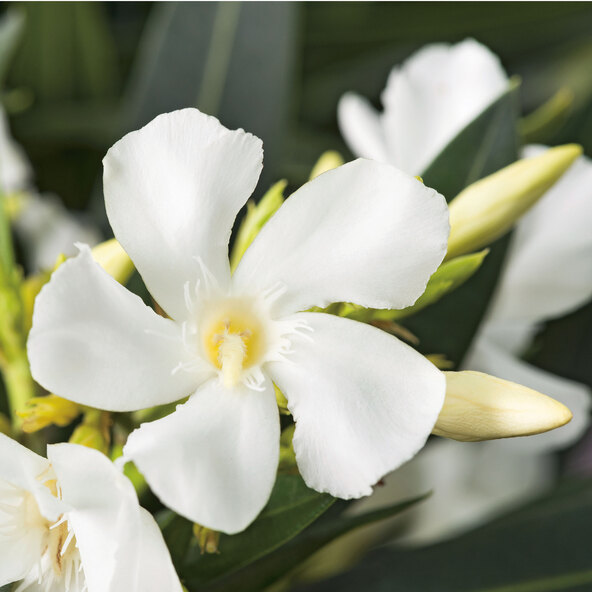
[338,38,508,176]
[0,433,182,591]
[28,108,449,534]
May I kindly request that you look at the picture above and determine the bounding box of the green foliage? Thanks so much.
[164,472,426,592]
[404,83,521,366]
[300,479,592,592]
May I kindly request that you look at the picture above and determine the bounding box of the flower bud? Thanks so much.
[309,151,344,180]
[91,238,134,284]
[17,394,81,433]
[433,370,573,442]
[230,180,286,271]
[69,409,111,454]
[193,523,220,554]
[446,144,582,259]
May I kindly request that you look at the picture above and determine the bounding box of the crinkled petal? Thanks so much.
[48,443,182,592]
[337,92,389,162]
[267,313,445,499]
[487,147,592,325]
[103,108,263,321]
[28,246,210,412]
[123,377,279,534]
[463,336,591,453]
[233,159,449,317]
[381,39,508,175]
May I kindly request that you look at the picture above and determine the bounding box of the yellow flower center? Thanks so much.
[202,299,266,387]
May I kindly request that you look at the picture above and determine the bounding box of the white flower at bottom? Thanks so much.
[28,108,449,534]
[0,434,182,592]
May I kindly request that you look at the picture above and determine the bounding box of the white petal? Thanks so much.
[123,377,280,534]
[463,336,591,453]
[0,519,44,587]
[337,93,389,161]
[233,159,449,317]
[28,246,210,412]
[381,39,508,174]
[0,436,53,586]
[487,147,592,325]
[267,313,445,499]
[0,433,62,522]
[103,108,263,321]
[48,443,182,592]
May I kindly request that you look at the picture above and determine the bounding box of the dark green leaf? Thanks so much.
[421,79,521,202]
[300,479,592,592]
[404,83,521,366]
[184,490,426,592]
[167,473,334,589]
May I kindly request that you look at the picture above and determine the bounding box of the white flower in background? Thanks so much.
[0,105,33,193]
[13,193,101,271]
[337,38,592,544]
[28,108,449,534]
[0,433,182,591]
[0,104,100,271]
[338,38,508,175]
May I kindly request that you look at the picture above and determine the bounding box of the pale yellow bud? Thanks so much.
[446,144,582,260]
[91,239,134,284]
[193,523,220,554]
[309,151,344,180]
[433,371,573,442]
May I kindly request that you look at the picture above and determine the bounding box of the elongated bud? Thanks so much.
[91,238,134,284]
[309,151,344,180]
[446,144,582,259]
[433,371,573,442]
[230,180,286,272]
[17,394,81,433]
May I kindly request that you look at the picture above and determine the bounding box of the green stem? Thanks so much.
[2,351,36,426]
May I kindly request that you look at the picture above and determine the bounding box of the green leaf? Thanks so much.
[165,473,334,589]
[299,479,592,592]
[403,82,521,366]
[183,491,427,592]
[421,79,521,202]
[378,250,489,322]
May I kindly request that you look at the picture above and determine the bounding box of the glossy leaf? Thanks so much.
[403,82,521,366]
[162,473,334,589]
[182,487,426,592]
[299,479,592,592]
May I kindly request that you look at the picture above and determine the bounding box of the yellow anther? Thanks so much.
[202,300,266,386]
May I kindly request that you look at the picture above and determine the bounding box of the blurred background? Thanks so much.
[3,3,592,590]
